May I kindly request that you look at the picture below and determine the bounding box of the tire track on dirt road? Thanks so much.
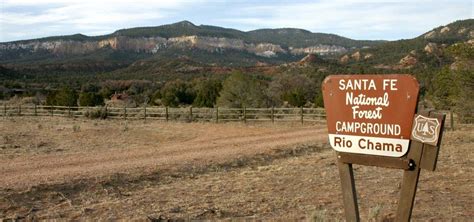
[0,127,327,189]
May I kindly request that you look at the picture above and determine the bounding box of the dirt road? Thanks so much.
[0,117,327,189]
[0,117,472,220]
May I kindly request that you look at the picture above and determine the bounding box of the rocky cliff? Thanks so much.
[0,35,347,59]
[2,19,471,74]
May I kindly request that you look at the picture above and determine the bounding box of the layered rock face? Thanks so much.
[289,45,347,55]
[0,36,168,55]
[0,35,347,58]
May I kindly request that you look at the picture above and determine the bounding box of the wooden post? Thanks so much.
[34,104,37,116]
[395,141,424,221]
[420,113,446,171]
[165,106,169,122]
[395,110,430,221]
[337,155,360,222]
[51,106,54,116]
[104,105,108,118]
[189,106,193,122]
[243,106,246,123]
[123,107,127,120]
[3,104,6,117]
[300,106,304,125]
[18,104,21,116]
[144,105,147,122]
[271,106,274,124]
[450,110,454,130]
[215,106,219,123]
[68,106,71,117]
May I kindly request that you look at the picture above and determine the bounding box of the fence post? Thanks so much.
[215,106,219,123]
[189,106,193,122]
[165,106,169,122]
[450,110,454,130]
[123,107,127,120]
[68,106,71,117]
[271,106,275,124]
[51,106,54,117]
[18,104,21,116]
[104,105,108,118]
[300,106,304,125]
[3,104,6,117]
[34,104,37,116]
[144,105,147,122]
[243,106,246,123]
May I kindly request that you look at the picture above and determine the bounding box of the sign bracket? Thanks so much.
[338,153,414,170]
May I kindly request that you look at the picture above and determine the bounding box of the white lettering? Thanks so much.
[335,121,401,136]
[383,79,398,91]
[338,79,377,91]
[346,92,390,107]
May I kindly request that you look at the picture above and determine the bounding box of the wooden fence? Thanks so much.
[0,105,326,124]
[1,104,463,128]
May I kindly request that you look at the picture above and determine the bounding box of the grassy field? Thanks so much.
[0,117,472,220]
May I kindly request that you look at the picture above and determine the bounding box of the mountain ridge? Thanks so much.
[1,20,384,68]
[0,19,472,80]
[1,20,379,45]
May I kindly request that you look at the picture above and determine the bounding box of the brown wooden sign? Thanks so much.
[322,74,419,157]
[322,75,446,221]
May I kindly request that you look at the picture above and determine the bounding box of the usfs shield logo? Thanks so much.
[411,115,441,145]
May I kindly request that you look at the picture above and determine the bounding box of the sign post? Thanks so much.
[322,74,445,221]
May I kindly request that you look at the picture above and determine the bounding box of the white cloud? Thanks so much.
[218,0,473,40]
[0,0,200,41]
[0,0,472,42]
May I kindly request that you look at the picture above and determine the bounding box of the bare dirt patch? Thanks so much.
[0,117,326,189]
[0,117,472,221]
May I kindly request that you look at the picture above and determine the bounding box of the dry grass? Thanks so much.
[0,117,326,189]
[0,117,472,221]
[1,117,314,156]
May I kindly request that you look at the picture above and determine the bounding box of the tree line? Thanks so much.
[2,42,471,122]
[11,71,326,109]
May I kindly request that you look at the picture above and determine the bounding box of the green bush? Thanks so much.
[46,86,78,106]
[84,107,108,119]
[217,71,268,108]
[193,79,222,107]
[160,79,195,107]
[79,92,104,106]
[267,73,317,107]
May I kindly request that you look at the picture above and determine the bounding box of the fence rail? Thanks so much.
[1,104,463,128]
[0,105,327,124]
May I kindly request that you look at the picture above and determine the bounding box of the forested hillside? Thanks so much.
[1,19,472,122]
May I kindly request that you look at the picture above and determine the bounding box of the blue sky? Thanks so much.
[0,0,472,42]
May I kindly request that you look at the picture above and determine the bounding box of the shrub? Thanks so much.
[267,74,316,107]
[55,87,78,106]
[84,107,108,119]
[193,79,222,107]
[47,87,78,106]
[79,92,104,106]
[72,125,80,132]
[217,71,268,108]
[160,79,195,107]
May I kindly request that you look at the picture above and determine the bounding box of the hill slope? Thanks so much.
[0,19,472,82]
[0,21,382,69]
[338,19,474,69]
